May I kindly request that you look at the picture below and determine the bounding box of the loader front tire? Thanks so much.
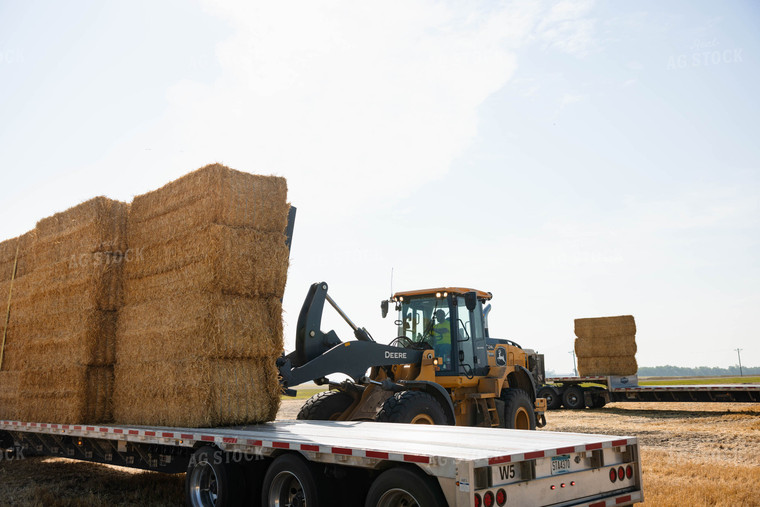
[500,389,537,430]
[297,390,354,421]
[376,390,447,425]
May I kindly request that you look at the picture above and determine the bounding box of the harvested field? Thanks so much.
[1,400,758,505]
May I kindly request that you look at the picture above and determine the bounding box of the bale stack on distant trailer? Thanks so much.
[0,231,36,421]
[14,198,127,423]
[574,315,637,376]
[113,164,290,427]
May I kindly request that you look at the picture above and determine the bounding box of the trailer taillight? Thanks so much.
[474,493,481,507]
[483,491,494,507]
[626,464,633,479]
[618,466,625,481]
[496,488,507,506]
[609,468,617,482]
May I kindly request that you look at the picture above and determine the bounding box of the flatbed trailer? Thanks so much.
[1,418,642,506]
[540,375,760,410]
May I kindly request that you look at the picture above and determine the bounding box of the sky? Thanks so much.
[1,1,758,375]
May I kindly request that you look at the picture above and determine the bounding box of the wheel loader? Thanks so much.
[277,282,547,429]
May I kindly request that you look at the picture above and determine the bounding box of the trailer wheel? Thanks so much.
[537,386,562,410]
[500,389,536,430]
[365,466,447,507]
[297,390,354,421]
[562,386,585,410]
[186,446,244,507]
[262,453,323,507]
[376,390,447,425]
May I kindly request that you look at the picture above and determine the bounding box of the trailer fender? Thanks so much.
[397,380,456,425]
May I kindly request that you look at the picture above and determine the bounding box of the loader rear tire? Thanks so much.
[537,385,562,410]
[376,390,447,425]
[500,389,536,430]
[297,390,354,421]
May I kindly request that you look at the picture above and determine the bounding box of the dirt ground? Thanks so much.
[1,400,758,506]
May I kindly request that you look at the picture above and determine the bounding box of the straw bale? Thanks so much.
[0,371,20,420]
[129,164,289,234]
[18,310,116,367]
[124,225,289,299]
[574,315,636,340]
[574,336,637,358]
[18,365,113,423]
[117,294,281,363]
[12,257,122,311]
[34,197,128,249]
[577,356,638,376]
[113,358,280,427]
[0,342,25,372]
[0,230,36,282]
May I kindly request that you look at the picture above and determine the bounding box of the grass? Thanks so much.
[639,376,760,386]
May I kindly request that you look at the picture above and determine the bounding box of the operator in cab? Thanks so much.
[432,309,451,369]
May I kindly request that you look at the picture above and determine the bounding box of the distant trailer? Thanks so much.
[539,376,760,410]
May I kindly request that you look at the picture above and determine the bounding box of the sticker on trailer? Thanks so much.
[551,454,571,475]
[458,479,470,492]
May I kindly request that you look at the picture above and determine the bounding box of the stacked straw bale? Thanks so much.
[0,231,37,420]
[114,164,289,427]
[16,197,128,423]
[574,315,637,376]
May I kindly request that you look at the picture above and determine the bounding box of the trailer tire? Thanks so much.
[562,386,585,410]
[186,446,244,507]
[537,386,562,410]
[297,390,354,421]
[376,390,447,425]
[365,466,447,507]
[262,453,323,507]
[500,389,536,430]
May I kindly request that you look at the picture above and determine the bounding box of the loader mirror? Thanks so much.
[381,300,389,318]
[464,291,477,312]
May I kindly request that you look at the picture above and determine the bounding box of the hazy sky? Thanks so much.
[1,1,758,374]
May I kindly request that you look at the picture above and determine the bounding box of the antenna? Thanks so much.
[390,267,394,298]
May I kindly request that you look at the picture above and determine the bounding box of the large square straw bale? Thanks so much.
[124,225,289,300]
[113,358,279,427]
[18,365,113,423]
[574,336,637,358]
[128,164,288,234]
[116,294,282,363]
[34,197,127,250]
[0,231,36,282]
[577,356,638,376]
[574,316,636,340]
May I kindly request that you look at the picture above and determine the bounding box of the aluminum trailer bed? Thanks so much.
[1,418,642,506]
[543,375,760,409]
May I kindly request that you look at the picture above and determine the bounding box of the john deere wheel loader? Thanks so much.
[277,282,546,429]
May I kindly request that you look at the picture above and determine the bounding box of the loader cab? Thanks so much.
[390,288,492,378]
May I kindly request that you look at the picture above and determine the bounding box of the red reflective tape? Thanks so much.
[331,447,352,455]
[201,435,215,442]
[612,439,628,447]
[585,443,603,451]
[616,494,632,504]
[223,437,237,444]
[144,431,156,436]
[301,444,319,452]
[12,421,19,426]
[181,434,193,439]
[86,427,95,431]
[61,424,69,429]
[366,451,389,459]
[41,424,47,428]
[247,439,262,446]
[74,426,82,430]
[524,451,544,459]
[488,456,512,465]
[589,502,606,507]
[162,432,174,438]
[51,424,58,429]
[403,454,430,464]
[556,446,576,455]
[100,428,109,433]
[273,442,290,449]
[114,429,123,434]
[30,423,37,427]
[128,430,139,435]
